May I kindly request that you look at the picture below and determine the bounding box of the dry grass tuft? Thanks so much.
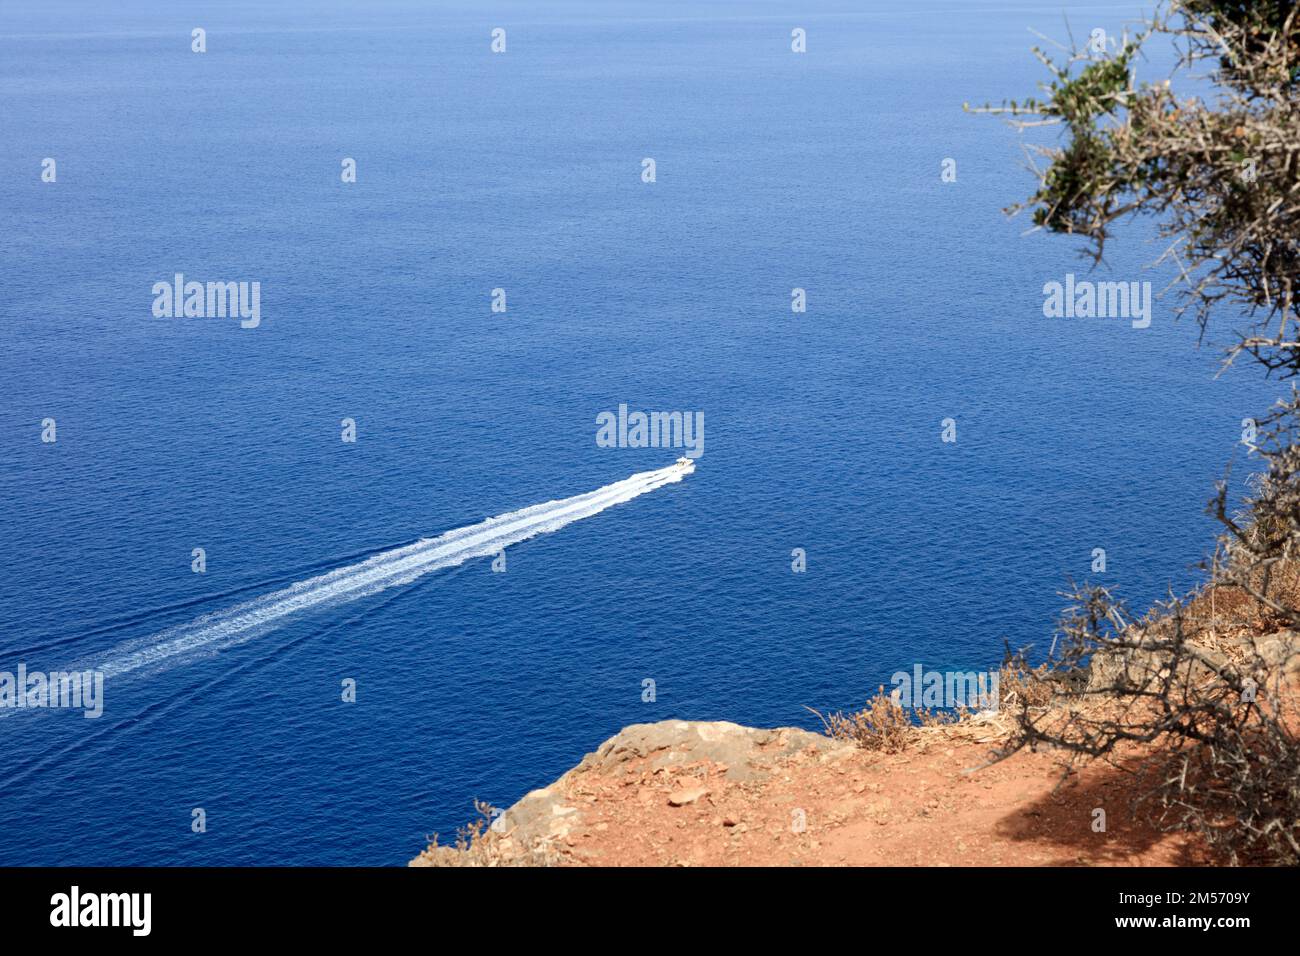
[808,687,915,753]
[410,800,563,868]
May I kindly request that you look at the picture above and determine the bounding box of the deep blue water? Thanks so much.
[0,1,1278,865]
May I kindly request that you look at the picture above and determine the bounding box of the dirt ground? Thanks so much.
[411,719,1209,867]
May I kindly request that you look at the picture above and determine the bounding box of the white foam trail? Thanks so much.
[80,462,694,681]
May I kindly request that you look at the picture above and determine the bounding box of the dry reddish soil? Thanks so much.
[411,720,1209,867]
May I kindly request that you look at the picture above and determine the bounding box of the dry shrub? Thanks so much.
[1003,589,1299,865]
[809,687,915,753]
[997,657,1060,711]
[999,399,1300,865]
[410,800,563,868]
[813,661,1064,752]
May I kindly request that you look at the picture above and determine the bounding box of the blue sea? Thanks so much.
[0,0,1278,865]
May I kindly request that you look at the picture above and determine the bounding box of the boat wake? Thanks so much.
[70,460,695,683]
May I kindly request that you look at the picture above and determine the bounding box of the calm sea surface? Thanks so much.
[0,0,1274,864]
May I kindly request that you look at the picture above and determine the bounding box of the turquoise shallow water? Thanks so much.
[0,0,1275,864]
